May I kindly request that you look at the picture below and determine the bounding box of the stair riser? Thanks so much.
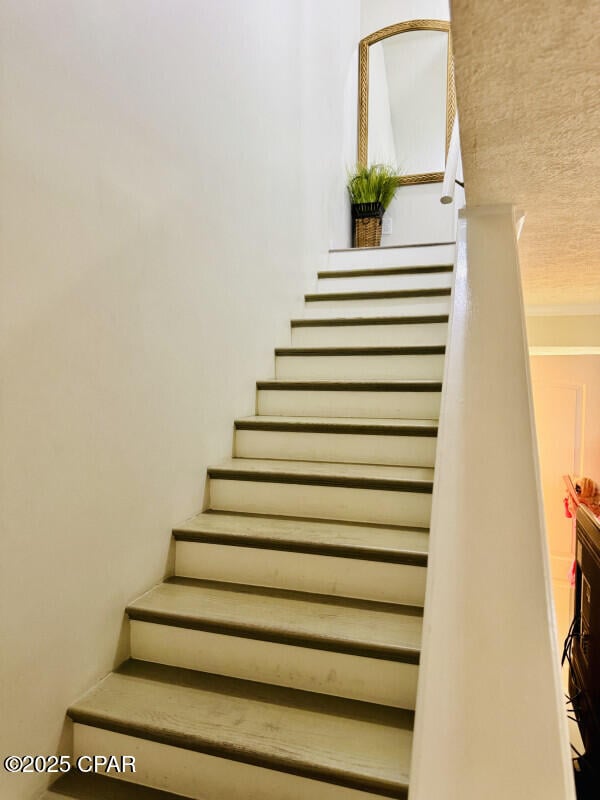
[257,389,441,420]
[234,429,437,467]
[209,479,431,527]
[275,354,444,381]
[291,323,448,348]
[303,296,451,319]
[327,243,455,269]
[130,621,418,709]
[73,725,393,800]
[175,542,427,605]
[316,272,452,293]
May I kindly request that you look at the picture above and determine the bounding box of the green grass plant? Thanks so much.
[347,164,400,209]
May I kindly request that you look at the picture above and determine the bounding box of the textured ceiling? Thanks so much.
[451,0,600,308]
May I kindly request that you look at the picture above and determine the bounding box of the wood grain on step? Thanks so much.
[291,314,449,327]
[68,661,413,797]
[234,415,438,437]
[274,346,445,356]
[305,288,451,302]
[317,265,453,279]
[207,459,433,494]
[256,379,442,392]
[174,511,428,565]
[127,578,422,662]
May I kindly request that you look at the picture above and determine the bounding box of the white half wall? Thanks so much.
[0,2,360,798]
[380,182,463,246]
[410,206,575,800]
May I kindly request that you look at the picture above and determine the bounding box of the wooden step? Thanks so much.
[302,290,451,319]
[174,511,429,564]
[236,415,437,438]
[291,315,448,348]
[317,265,453,279]
[275,346,445,356]
[274,346,445,381]
[208,458,433,491]
[174,511,427,605]
[234,415,437,467]
[326,241,455,270]
[40,772,182,799]
[305,288,451,303]
[128,578,422,661]
[236,415,437,437]
[208,458,433,527]
[127,578,421,707]
[256,380,442,420]
[316,266,453,293]
[69,660,413,799]
[291,314,449,327]
[174,511,428,606]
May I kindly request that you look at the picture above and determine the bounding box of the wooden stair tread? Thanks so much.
[40,772,182,799]
[256,379,442,392]
[291,314,449,327]
[235,415,438,436]
[274,345,445,356]
[174,511,429,565]
[68,660,413,797]
[318,265,453,279]
[305,288,451,302]
[127,578,422,661]
[328,241,455,253]
[208,458,433,492]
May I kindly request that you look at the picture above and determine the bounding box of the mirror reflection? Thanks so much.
[359,21,454,184]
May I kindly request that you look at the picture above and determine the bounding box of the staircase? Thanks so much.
[42,243,454,800]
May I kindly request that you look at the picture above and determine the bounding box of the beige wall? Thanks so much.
[0,2,360,797]
[531,355,600,500]
[527,314,600,350]
[530,355,600,644]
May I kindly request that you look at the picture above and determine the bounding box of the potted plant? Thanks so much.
[347,163,400,248]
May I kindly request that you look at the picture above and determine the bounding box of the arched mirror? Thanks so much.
[358,20,455,185]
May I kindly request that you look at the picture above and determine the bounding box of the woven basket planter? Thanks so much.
[351,202,384,248]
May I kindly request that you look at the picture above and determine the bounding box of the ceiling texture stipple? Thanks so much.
[450,0,600,307]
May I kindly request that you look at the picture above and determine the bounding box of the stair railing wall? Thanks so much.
[408,205,576,800]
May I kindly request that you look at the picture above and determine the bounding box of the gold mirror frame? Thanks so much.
[358,19,456,185]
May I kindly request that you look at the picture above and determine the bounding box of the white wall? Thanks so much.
[0,2,360,797]
[350,0,457,247]
[360,0,450,35]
